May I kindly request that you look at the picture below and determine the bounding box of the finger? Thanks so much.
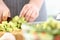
[32,12,39,19]
[0,11,2,23]
[2,11,9,21]
[8,11,11,17]
[25,8,33,21]
[29,11,38,22]
[29,14,35,22]
[20,5,30,17]
[20,6,29,17]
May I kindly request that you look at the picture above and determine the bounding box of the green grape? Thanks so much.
[51,29,59,35]
[9,21,17,27]
[9,21,18,30]
[2,21,8,26]
[7,23,11,28]
[47,17,58,29]
[12,16,19,22]
[5,28,12,32]
[0,24,5,31]
[57,21,60,29]
[19,17,26,23]
[0,16,27,32]
[42,22,48,27]
[17,24,21,29]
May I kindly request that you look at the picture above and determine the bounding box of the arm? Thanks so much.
[29,0,44,9]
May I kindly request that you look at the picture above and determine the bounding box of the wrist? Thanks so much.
[29,2,40,11]
[27,3,40,11]
[29,2,39,8]
[0,0,3,1]
[0,0,3,3]
[29,0,44,10]
[0,0,4,4]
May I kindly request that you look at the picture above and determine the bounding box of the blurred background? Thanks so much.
[45,0,60,17]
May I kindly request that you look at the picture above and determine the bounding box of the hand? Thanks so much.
[19,3,39,22]
[0,1,10,23]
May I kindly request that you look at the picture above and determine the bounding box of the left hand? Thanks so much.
[19,3,39,22]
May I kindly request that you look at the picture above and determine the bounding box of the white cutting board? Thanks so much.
[0,33,16,40]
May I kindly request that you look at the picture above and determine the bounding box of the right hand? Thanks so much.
[0,0,10,23]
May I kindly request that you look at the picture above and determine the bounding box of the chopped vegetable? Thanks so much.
[0,16,26,32]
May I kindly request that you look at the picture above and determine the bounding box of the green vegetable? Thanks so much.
[0,16,26,32]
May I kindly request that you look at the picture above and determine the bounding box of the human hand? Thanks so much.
[19,3,39,22]
[0,1,10,23]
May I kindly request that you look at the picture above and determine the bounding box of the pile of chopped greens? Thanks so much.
[0,16,26,32]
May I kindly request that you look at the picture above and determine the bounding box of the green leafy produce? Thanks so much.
[0,16,26,32]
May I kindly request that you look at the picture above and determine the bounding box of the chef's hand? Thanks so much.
[0,0,10,23]
[19,3,39,22]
